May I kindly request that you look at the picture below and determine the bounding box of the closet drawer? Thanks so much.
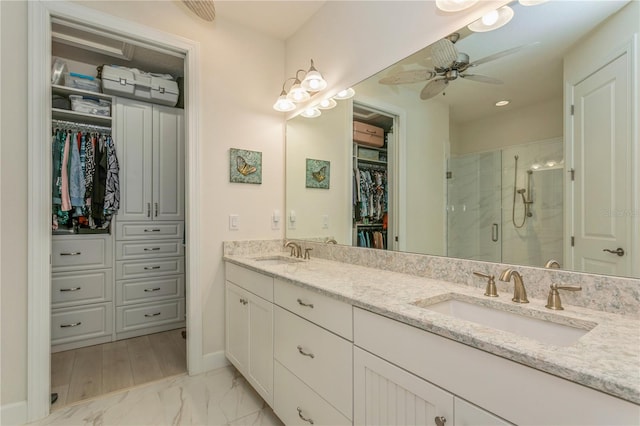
[226,262,274,302]
[116,299,185,332]
[274,361,351,426]
[51,302,113,344]
[116,275,184,306]
[115,221,184,240]
[116,239,184,260]
[52,235,113,271]
[116,257,184,280]
[52,269,113,307]
[275,279,352,340]
[274,306,353,419]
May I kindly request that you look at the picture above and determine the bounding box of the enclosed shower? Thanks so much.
[446,138,564,268]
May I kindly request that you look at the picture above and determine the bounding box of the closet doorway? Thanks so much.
[28,2,202,421]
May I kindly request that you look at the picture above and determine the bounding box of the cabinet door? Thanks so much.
[247,290,274,406]
[354,347,453,426]
[454,398,511,426]
[152,106,184,221]
[116,98,153,221]
[225,282,249,372]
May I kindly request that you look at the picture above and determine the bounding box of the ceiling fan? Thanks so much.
[379,34,535,100]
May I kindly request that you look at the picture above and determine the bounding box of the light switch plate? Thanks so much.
[229,214,239,230]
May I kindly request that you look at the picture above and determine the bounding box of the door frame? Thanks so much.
[27,1,203,421]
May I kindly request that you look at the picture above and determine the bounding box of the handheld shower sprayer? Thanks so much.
[512,156,534,228]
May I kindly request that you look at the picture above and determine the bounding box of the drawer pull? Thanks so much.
[147,203,151,218]
[144,229,161,233]
[296,298,314,309]
[144,266,161,270]
[60,287,81,292]
[155,202,158,217]
[435,416,447,426]
[60,322,82,328]
[144,287,161,292]
[60,252,82,256]
[144,312,162,317]
[144,247,161,251]
[297,407,314,425]
[296,345,315,359]
[239,298,248,305]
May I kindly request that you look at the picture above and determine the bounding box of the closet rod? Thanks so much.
[356,163,387,171]
[52,119,111,133]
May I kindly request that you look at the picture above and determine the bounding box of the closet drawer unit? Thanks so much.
[274,279,352,340]
[52,235,113,271]
[52,269,113,308]
[116,298,185,332]
[116,239,184,260]
[115,221,184,240]
[274,361,351,426]
[116,257,184,280]
[353,121,384,147]
[51,302,113,344]
[274,306,353,419]
[226,262,274,301]
[116,275,184,305]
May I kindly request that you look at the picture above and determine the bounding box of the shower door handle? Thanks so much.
[603,247,625,257]
[492,223,499,242]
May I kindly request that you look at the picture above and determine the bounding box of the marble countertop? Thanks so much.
[224,253,640,405]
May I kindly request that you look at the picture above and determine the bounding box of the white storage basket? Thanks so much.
[101,65,179,107]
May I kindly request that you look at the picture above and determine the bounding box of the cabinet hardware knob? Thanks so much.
[239,298,248,305]
[297,345,315,359]
[144,247,161,251]
[435,416,447,426]
[144,288,161,292]
[144,229,161,232]
[144,266,161,270]
[155,203,158,217]
[60,322,82,328]
[60,287,81,292]
[60,252,81,256]
[144,312,161,317]
[603,247,625,256]
[297,407,314,424]
[296,298,314,309]
[147,203,151,218]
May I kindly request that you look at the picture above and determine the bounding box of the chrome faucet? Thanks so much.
[498,268,529,303]
[284,240,302,258]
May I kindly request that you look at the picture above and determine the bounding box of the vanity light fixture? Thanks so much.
[334,87,355,100]
[495,99,510,107]
[273,59,327,112]
[435,0,479,12]
[468,5,514,32]
[301,107,322,118]
[317,98,337,110]
[519,0,549,5]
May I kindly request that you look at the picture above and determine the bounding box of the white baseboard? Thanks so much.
[201,350,230,373]
[0,400,27,426]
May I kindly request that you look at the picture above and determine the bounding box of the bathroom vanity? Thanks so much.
[224,244,640,426]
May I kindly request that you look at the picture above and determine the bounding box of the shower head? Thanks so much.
[517,188,526,194]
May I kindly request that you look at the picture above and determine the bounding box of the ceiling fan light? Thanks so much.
[334,88,355,100]
[318,98,337,110]
[435,0,479,12]
[301,107,322,118]
[468,5,514,32]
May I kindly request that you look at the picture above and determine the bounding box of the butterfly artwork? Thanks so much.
[230,148,262,184]
[306,158,330,189]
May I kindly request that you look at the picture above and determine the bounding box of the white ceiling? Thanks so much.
[213,0,326,40]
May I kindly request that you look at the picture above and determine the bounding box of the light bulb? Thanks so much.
[273,95,295,112]
[301,107,321,118]
[334,88,355,100]
[482,10,499,26]
[318,98,337,110]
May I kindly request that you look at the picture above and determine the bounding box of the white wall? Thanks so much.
[0,0,285,414]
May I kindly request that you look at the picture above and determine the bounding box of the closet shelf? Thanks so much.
[357,157,387,165]
[52,108,112,126]
[52,84,112,101]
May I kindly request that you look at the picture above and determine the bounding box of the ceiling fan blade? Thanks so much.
[379,69,436,85]
[431,38,459,69]
[460,74,503,84]
[469,42,540,68]
[420,79,448,100]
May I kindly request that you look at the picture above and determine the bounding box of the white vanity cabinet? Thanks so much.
[225,263,274,406]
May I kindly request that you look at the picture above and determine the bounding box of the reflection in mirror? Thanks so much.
[286,0,639,278]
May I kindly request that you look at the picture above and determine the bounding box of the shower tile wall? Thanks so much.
[447,151,501,262]
[501,137,564,268]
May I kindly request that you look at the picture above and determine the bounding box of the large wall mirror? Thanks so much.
[286,0,639,279]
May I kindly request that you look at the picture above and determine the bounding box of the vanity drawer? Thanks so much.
[116,239,184,260]
[274,306,352,419]
[52,269,112,307]
[115,221,184,240]
[116,299,185,332]
[226,262,274,302]
[116,275,184,305]
[275,278,352,340]
[274,361,351,426]
[51,302,113,344]
[116,257,184,280]
[52,235,112,271]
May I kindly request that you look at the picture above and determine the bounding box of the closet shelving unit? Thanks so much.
[52,84,113,126]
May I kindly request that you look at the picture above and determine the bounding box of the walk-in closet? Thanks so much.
[49,18,187,408]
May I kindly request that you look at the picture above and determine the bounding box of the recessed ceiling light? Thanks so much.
[495,100,510,107]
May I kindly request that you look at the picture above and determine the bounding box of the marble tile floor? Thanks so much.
[28,366,284,426]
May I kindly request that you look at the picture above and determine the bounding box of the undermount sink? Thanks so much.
[253,255,304,265]
[414,295,596,347]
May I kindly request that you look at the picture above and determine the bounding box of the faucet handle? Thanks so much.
[304,248,312,260]
[545,283,582,310]
[473,272,498,297]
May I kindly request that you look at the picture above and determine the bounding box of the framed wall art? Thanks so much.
[305,158,330,189]
[230,148,262,184]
